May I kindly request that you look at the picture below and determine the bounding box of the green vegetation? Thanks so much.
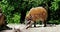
[0,0,60,24]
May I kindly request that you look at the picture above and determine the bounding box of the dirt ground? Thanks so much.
[6,24,60,32]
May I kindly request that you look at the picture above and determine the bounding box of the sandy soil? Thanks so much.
[1,24,60,32]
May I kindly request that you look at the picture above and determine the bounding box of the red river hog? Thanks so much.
[25,7,48,29]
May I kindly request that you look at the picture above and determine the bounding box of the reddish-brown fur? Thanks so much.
[0,13,5,26]
[0,8,5,26]
[25,7,48,29]
[0,8,12,31]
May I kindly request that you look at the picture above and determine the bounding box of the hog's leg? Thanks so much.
[43,21,47,27]
[34,21,36,27]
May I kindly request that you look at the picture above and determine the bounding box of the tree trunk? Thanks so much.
[20,10,26,24]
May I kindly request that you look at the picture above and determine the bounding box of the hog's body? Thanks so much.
[25,7,48,29]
